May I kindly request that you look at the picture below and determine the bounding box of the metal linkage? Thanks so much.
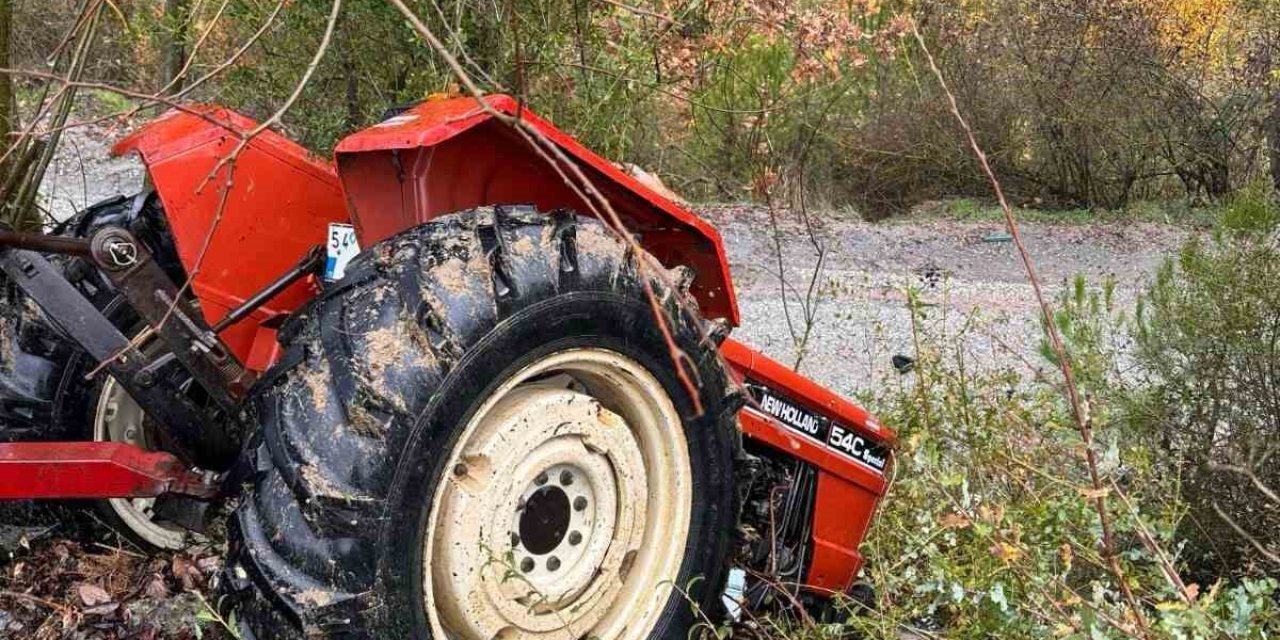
[0,244,234,468]
[0,229,92,256]
[0,442,219,500]
[88,226,254,409]
[212,245,324,334]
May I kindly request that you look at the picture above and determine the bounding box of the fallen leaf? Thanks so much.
[84,602,118,616]
[940,513,971,529]
[196,555,222,575]
[172,555,203,591]
[77,583,111,607]
[990,541,1023,563]
[143,574,169,599]
[1077,486,1111,500]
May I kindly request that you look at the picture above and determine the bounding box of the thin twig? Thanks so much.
[1209,462,1280,505]
[1212,503,1280,565]
[0,590,75,616]
[595,0,675,23]
[85,0,342,379]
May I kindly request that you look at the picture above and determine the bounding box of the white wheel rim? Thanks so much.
[93,377,186,549]
[425,348,693,639]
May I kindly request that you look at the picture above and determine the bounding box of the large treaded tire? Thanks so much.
[224,206,741,638]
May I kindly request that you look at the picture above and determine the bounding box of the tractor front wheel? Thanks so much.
[225,207,741,639]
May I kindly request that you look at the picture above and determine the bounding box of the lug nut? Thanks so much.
[560,470,574,485]
[547,556,561,571]
[573,496,588,511]
[568,531,582,546]
[535,472,548,486]
[520,557,534,573]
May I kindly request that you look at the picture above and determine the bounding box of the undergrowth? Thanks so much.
[738,187,1280,639]
[842,291,1280,639]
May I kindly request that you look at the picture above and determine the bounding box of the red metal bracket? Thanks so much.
[0,442,218,500]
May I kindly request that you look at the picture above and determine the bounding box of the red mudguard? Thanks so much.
[333,94,739,324]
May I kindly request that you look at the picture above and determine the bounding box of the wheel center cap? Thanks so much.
[519,485,571,554]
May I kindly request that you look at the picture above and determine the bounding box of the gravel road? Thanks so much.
[37,125,1191,399]
[705,205,1189,396]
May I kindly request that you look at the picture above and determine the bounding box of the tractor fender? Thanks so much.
[111,106,350,370]
[333,95,740,325]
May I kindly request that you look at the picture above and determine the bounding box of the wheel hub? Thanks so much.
[518,482,571,556]
[425,349,692,640]
[509,460,609,602]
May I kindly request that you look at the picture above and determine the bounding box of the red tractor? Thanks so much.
[0,95,894,638]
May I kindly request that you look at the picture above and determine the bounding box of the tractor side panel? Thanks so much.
[721,338,895,594]
[112,107,349,368]
[334,95,740,325]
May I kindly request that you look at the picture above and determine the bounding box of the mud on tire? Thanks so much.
[224,206,742,638]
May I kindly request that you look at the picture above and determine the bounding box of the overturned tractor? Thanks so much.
[0,96,894,638]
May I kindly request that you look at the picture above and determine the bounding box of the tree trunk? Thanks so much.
[0,0,15,228]
[0,0,12,152]
[1269,90,1280,192]
[161,0,189,91]
[342,29,360,129]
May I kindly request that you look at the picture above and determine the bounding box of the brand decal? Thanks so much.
[827,424,889,472]
[754,385,827,442]
[746,381,889,474]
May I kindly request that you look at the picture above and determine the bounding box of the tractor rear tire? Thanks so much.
[224,206,741,639]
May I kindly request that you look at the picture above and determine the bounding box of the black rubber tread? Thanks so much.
[224,206,742,638]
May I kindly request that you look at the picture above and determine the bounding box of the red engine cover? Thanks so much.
[112,106,349,371]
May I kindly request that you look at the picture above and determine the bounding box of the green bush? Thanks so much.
[1124,184,1280,583]
[831,294,1280,638]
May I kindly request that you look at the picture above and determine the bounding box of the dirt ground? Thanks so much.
[4,123,1192,638]
[706,204,1189,395]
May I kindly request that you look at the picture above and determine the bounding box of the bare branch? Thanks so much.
[1208,462,1280,505]
[86,0,342,379]
[1212,503,1280,565]
[594,0,675,24]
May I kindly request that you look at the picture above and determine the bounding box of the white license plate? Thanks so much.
[325,223,360,281]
